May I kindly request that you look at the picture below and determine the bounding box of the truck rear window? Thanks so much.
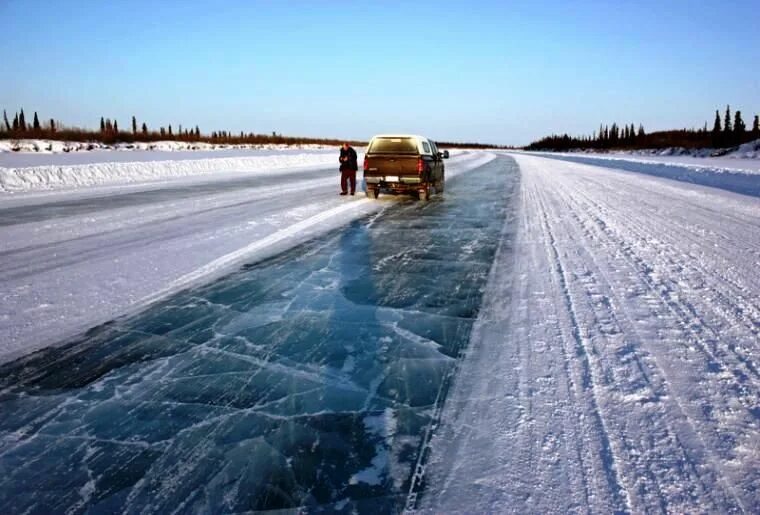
[368,138,417,154]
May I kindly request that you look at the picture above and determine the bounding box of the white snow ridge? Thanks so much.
[0,151,338,193]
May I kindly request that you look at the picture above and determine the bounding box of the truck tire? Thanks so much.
[418,185,431,201]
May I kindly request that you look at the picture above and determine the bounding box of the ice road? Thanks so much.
[0,151,758,513]
[0,156,518,512]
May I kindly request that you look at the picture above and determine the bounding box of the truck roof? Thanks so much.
[370,134,429,141]
[367,134,440,155]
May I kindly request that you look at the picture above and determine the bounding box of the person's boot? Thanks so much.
[339,192,347,196]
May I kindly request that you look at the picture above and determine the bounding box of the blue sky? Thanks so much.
[2,0,758,145]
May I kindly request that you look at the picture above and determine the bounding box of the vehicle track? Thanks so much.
[514,154,758,512]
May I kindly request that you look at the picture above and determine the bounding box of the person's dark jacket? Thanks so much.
[339,146,358,172]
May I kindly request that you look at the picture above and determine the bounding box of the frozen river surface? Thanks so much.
[0,158,519,512]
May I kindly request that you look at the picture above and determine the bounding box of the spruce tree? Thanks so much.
[142,122,148,135]
[711,110,722,147]
[132,116,137,134]
[105,119,113,132]
[49,119,56,132]
[752,115,759,139]
[100,117,106,133]
[12,113,19,131]
[724,105,732,134]
[733,111,745,142]
[3,110,10,131]
[168,124,172,137]
[114,120,118,133]
[33,112,40,131]
[712,110,721,132]
[19,109,26,131]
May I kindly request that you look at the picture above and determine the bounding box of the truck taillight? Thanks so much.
[363,156,369,171]
[417,157,425,174]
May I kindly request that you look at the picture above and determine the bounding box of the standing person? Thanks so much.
[339,142,358,195]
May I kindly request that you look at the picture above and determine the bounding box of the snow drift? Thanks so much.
[0,152,341,193]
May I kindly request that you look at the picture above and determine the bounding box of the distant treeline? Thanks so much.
[0,108,508,150]
[437,140,511,149]
[525,105,760,151]
[0,109,364,147]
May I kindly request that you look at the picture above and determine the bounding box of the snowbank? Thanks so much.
[0,139,335,154]
[558,139,760,160]
[731,139,760,159]
[0,152,341,193]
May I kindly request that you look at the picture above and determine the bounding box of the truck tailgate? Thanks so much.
[365,155,419,177]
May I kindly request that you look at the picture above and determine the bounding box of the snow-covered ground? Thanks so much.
[421,153,760,512]
[0,149,488,364]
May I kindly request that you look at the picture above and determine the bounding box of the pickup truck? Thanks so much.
[363,134,448,200]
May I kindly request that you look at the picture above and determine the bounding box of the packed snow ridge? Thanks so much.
[0,139,337,154]
[0,149,345,193]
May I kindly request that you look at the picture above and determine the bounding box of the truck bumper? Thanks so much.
[365,176,421,184]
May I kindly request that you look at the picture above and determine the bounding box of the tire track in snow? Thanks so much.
[512,154,758,512]
[577,184,760,384]
[422,158,626,513]
[568,174,760,342]
[530,174,633,512]
[556,176,758,512]
[537,178,742,511]
[556,164,760,408]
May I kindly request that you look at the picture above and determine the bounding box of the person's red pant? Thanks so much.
[341,170,356,194]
